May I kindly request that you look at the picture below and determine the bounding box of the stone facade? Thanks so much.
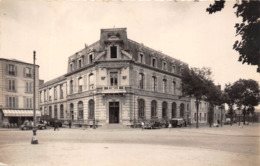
[0,58,39,126]
[39,28,190,126]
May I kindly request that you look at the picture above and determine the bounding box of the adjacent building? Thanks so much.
[0,58,40,126]
[39,28,190,126]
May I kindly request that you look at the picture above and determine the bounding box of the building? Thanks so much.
[190,98,226,125]
[39,28,190,126]
[0,58,40,126]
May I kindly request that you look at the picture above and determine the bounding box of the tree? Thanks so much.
[207,1,260,73]
[233,79,260,124]
[182,67,213,128]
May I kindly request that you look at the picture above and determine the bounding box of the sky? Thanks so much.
[0,0,259,90]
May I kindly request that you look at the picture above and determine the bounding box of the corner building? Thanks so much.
[39,28,190,126]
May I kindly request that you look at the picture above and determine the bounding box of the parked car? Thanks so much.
[20,122,47,130]
[144,121,162,129]
[170,118,186,127]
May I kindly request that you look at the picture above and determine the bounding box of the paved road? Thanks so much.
[0,124,259,166]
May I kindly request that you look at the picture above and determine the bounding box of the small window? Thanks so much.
[152,58,156,67]
[78,77,83,92]
[111,46,117,58]
[78,59,82,68]
[110,72,118,86]
[70,64,73,72]
[163,79,167,93]
[54,86,57,100]
[152,76,156,91]
[25,67,32,78]
[163,62,167,70]
[139,53,145,64]
[60,84,64,99]
[25,82,32,93]
[172,66,176,73]
[89,73,94,90]
[8,80,16,91]
[8,64,15,75]
[89,54,93,64]
[172,81,176,94]
[139,73,144,89]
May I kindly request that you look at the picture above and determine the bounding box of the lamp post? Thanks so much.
[31,51,38,144]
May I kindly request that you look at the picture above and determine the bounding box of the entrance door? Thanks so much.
[109,102,119,123]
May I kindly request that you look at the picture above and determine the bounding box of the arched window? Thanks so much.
[89,54,93,64]
[151,100,157,118]
[163,79,167,93]
[70,103,74,120]
[49,106,52,118]
[138,99,145,119]
[180,103,185,117]
[89,73,94,90]
[172,102,177,118]
[152,76,156,91]
[78,77,83,92]
[54,105,57,118]
[162,101,167,118]
[78,101,83,119]
[60,104,64,118]
[70,80,73,94]
[88,100,95,119]
[139,73,144,89]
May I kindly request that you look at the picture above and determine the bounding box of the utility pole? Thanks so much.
[31,51,38,144]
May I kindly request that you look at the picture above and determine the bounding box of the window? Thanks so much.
[8,64,15,75]
[89,54,93,64]
[25,82,32,93]
[70,63,73,72]
[78,101,83,119]
[187,103,189,111]
[89,73,94,89]
[60,104,64,118]
[49,106,52,118]
[70,80,73,94]
[60,84,64,99]
[8,80,16,91]
[163,62,167,70]
[44,90,47,101]
[152,76,156,91]
[200,113,202,122]
[54,105,58,118]
[180,103,185,117]
[204,113,207,121]
[172,81,176,94]
[172,102,176,118]
[78,77,83,92]
[139,73,144,89]
[26,98,32,109]
[110,46,117,58]
[88,100,95,119]
[194,113,197,121]
[138,99,145,119]
[6,96,17,108]
[40,91,42,103]
[152,58,156,67]
[139,53,144,63]
[44,107,47,115]
[172,65,176,73]
[151,100,157,117]
[48,88,52,101]
[78,59,82,68]
[162,101,167,118]
[163,79,167,93]
[54,87,57,100]
[110,72,118,86]
[25,67,32,78]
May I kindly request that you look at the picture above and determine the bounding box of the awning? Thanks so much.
[2,110,41,117]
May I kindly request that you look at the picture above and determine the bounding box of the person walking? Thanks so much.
[168,122,172,131]
[54,121,58,131]
[141,121,145,131]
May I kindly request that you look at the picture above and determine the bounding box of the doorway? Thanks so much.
[109,102,119,123]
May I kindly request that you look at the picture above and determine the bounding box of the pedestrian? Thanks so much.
[69,121,71,128]
[54,121,58,131]
[141,121,144,131]
[168,122,172,131]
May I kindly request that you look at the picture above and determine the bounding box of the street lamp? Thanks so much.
[31,51,38,144]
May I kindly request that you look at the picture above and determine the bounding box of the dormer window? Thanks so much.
[172,65,176,73]
[70,63,73,72]
[163,62,167,70]
[78,59,82,68]
[139,53,145,64]
[89,54,93,64]
[152,58,157,67]
[110,46,117,58]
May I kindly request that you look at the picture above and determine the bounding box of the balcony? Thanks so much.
[100,86,126,94]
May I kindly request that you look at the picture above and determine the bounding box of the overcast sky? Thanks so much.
[0,0,259,90]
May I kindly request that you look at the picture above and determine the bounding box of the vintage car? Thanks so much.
[144,121,162,129]
[170,118,186,127]
[20,122,47,130]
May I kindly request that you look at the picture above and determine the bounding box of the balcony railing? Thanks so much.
[101,86,126,94]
